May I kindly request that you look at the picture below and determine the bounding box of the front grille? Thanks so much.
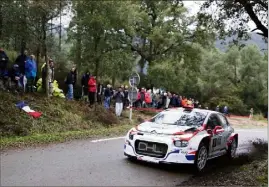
[135,140,168,158]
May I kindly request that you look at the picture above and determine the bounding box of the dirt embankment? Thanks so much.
[179,140,268,186]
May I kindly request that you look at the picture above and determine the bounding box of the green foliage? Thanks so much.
[0,0,267,115]
[147,43,267,114]
[200,0,268,39]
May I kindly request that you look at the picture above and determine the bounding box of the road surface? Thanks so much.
[1,128,267,186]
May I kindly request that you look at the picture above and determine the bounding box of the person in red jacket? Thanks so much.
[88,75,97,106]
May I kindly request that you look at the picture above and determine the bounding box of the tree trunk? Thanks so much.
[240,0,268,38]
[36,45,40,78]
[76,21,82,69]
[95,58,100,82]
[42,14,49,97]
[59,0,62,51]
[0,3,3,39]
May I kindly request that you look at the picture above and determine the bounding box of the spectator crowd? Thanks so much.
[0,47,231,118]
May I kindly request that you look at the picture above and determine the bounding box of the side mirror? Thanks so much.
[214,126,224,134]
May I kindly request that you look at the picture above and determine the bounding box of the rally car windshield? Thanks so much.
[152,111,207,127]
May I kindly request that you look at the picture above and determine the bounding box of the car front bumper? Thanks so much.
[124,136,196,164]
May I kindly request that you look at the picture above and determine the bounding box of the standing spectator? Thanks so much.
[81,71,90,102]
[194,100,199,108]
[215,105,220,112]
[145,89,152,107]
[104,84,112,109]
[65,67,76,100]
[162,92,167,108]
[175,95,180,107]
[156,93,163,109]
[114,87,124,117]
[0,48,9,77]
[151,90,157,108]
[249,108,254,119]
[165,92,171,109]
[223,105,229,116]
[15,49,28,91]
[170,94,177,107]
[139,88,146,108]
[97,83,104,105]
[41,59,54,95]
[8,64,22,92]
[178,95,182,107]
[88,75,97,106]
[181,96,188,107]
[25,55,37,92]
[123,85,129,109]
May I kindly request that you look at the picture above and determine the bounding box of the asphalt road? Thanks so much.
[1,128,267,186]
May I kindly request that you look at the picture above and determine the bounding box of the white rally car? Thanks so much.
[124,106,238,172]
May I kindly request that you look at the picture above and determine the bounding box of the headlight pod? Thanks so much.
[174,140,189,147]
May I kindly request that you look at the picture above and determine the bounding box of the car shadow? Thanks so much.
[123,153,258,176]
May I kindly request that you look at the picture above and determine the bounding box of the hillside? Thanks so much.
[0,92,140,149]
[215,32,268,52]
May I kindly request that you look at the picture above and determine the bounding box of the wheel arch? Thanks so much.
[189,134,211,151]
[227,133,238,147]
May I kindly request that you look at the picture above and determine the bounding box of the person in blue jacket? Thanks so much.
[25,54,37,92]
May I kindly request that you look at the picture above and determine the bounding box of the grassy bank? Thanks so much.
[0,124,133,150]
[0,92,145,150]
[180,140,268,186]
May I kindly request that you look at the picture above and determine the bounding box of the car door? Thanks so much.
[217,114,232,150]
[207,114,223,153]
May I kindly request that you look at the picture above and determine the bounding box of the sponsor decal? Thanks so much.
[185,151,196,160]
[185,155,195,160]
[179,149,188,154]
[137,141,163,154]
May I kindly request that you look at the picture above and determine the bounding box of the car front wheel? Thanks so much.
[194,143,208,172]
[227,138,237,159]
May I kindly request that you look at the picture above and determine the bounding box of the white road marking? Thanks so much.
[91,136,125,143]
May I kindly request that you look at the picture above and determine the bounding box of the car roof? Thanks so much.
[162,107,218,115]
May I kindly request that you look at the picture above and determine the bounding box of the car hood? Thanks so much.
[137,121,196,135]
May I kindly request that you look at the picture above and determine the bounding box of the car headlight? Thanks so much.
[174,140,189,147]
[128,129,137,140]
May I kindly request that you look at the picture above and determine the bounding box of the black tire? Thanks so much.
[227,138,237,159]
[194,142,208,172]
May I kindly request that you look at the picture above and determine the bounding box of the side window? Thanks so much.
[217,114,228,128]
[207,114,221,129]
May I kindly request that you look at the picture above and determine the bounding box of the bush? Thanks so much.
[89,105,119,126]
[207,96,248,115]
[253,113,267,121]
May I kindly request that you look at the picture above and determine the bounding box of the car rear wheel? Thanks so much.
[227,138,237,159]
[194,143,208,172]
